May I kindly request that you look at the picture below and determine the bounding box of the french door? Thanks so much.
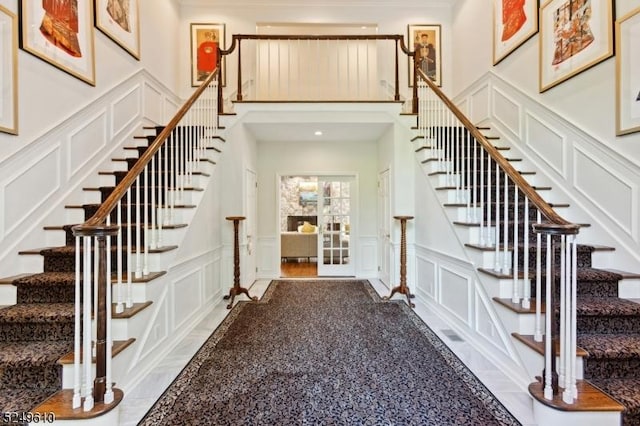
[317,176,355,276]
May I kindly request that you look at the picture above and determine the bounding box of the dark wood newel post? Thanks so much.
[412,55,418,113]
[224,216,257,309]
[236,39,243,101]
[93,234,108,402]
[384,216,415,308]
[394,40,400,101]
[217,47,224,114]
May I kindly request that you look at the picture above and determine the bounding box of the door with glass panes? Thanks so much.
[317,177,355,276]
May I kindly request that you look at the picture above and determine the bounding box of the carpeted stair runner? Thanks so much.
[449,128,640,425]
[0,131,157,419]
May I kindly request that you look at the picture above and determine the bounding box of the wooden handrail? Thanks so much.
[73,69,219,235]
[415,69,576,229]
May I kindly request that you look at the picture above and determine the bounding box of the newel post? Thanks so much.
[412,53,419,114]
[394,39,400,101]
[236,39,243,101]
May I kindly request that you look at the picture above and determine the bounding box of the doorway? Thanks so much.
[279,175,355,277]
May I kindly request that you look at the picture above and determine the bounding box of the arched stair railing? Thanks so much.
[414,67,581,404]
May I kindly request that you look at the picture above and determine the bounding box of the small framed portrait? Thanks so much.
[190,22,225,87]
[616,6,640,136]
[539,0,614,93]
[19,0,96,86]
[0,5,18,135]
[408,24,441,87]
[493,0,539,65]
[95,0,140,60]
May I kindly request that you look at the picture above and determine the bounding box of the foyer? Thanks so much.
[1,0,639,425]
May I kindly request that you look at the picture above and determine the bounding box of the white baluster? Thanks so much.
[512,187,520,303]
[534,210,543,342]
[73,236,81,409]
[544,234,553,400]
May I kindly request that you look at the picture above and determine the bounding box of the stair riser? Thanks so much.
[0,365,62,390]
[0,322,74,342]
[584,358,640,380]
[16,285,75,304]
[576,316,640,334]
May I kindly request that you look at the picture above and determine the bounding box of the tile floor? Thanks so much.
[118,279,537,425]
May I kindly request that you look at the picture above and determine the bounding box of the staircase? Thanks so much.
[413,119,640,424]
[0,119,223,421]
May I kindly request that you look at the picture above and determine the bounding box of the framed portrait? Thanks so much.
[616,7,640,136]
[95,0,140,60]
[0,5,18,135]
[18,0,96,86]
[190,23,225,87]
[539,0,614,93]
[407,24,441,87]
[493,0,539,65]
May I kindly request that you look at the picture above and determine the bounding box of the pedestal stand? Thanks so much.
[384,215,415,308]
[224,216,257,309]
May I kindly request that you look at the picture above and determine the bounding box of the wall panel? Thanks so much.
[440,266,471,325]
[173,269,203,330]
[525,113,566,177]
[68,112,108,179]
[493,88,521,138]
[112,85,142,137]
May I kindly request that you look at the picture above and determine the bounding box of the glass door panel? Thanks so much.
[317,178,354,276]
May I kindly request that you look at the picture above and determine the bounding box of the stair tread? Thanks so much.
[529,380,625,412]
[577,333,640,358]
[31,388,123,421]
[577,297,640,316]
[512,333,589,357]
[0,384,57,414]
[58,338,135,364]
[38,245,179,256]
[493,297,545,314]
[0,340,73,365]
[590,378,640,413]
[0,303,74,322]
[10,271,165,285]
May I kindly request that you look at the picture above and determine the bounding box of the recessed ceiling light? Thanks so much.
[314,130,323,136]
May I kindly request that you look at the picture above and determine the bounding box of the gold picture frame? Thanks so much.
[19,0,96,86]
[94,0,140,60]
[493,0,539,65]
[539,0,614,93]
[407,24,441,87]
[0,5,18,135]
[190,22,225,87]
[615,6,640,136]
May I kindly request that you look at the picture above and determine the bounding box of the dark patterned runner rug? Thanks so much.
[138,280,521,425]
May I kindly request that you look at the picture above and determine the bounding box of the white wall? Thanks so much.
[256,137,380,277]
[452,0,640,166]
[178,3,453,101]
[0,0,181,160]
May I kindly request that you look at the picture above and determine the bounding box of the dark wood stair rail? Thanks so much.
[218,34,413,107]
[71,70,219,409]
[413,68,582,402]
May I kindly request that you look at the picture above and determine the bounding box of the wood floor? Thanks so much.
[280,260,317,277]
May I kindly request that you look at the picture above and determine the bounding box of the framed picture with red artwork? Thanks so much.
[190,22,225,87]
[493,0,539,65]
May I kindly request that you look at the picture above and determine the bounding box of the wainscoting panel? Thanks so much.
[574,146,636,237]
[257,236,277,278]
[173,269,203,330]
[112,84,142,137]
[475,285,512,357]
[358,236,377,277]
[137,286,170,364]
[143,82,164,125]
[469,83,490,124]
[439,265,471,326]
[204,256,222,303]
[68,112,108,179]
[457,98,469,117]
[525,112,566,178]
[3,147,60,235]
[416,254,437,299]
[492,88,521,139]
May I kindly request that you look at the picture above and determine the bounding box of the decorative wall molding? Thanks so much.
[454,71,640,267]
[0,69,182,276]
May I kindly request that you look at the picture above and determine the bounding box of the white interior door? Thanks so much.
[378,169,391,286]
[317,177,355,276]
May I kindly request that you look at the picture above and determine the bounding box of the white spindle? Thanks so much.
[512,187,520,303]
[559,235,567,392]
[544,234,553,400]
[115,200,123,313]
[494,165,501,271]
[522,198,531,309]
[105,231,114,404]
[143,166,149,276]
[534,210,543,342]
[83,236,94,411]
[135,176,142,278]
[502,172,509,274]
[73,236,81,409]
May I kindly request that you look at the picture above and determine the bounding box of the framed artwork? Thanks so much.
[95,0,140,60]
[616,6,640,136]
[190,23,225,87]
[407,24,441,87]
[0,5,18,135]
[539,0,614,93]
[493,0,539,65]
[18,0,96,86]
